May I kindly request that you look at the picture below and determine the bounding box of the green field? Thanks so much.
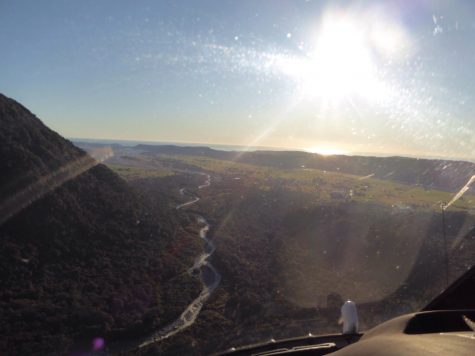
[106,163,175,180]
[151,154,475,212]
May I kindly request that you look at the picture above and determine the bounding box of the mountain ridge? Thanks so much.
[0,94,197,354]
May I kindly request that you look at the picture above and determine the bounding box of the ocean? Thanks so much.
[70,137,293,152]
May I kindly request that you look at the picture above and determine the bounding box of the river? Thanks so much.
[139,173,221,348]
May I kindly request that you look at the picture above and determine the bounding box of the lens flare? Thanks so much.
[267,7,409,107]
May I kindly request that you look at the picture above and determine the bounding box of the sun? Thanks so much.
[306,146,348,156]
[269,8,406,105]
[304,15,381,102]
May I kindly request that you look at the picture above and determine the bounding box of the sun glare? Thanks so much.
[269,7,408,105]
[303,16,376,101]
[306,146,348,156]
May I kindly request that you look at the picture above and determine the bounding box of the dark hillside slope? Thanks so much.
[0,94,90,200]
[0,94,178,354]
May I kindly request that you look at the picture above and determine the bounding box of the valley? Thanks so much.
[76,142,475,354]
[1,94,475,355]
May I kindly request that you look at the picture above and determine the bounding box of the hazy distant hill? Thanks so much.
[134,144,234,160]
[0,94,188,354]
[134,144,475,191]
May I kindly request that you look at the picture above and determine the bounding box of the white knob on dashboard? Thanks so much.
[340,300,359,334]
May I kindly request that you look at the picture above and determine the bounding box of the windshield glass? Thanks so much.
[1,0,475,354]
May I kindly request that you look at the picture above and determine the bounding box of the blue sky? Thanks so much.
[2,0,475,158]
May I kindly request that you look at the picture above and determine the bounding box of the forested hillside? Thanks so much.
[0,94,199,354]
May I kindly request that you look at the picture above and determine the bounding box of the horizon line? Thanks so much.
[69,136,475,163]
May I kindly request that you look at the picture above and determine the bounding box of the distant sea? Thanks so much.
[70,137,292,152]
[70,137,474,163]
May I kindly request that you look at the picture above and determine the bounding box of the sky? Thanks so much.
[2,0,475,159]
